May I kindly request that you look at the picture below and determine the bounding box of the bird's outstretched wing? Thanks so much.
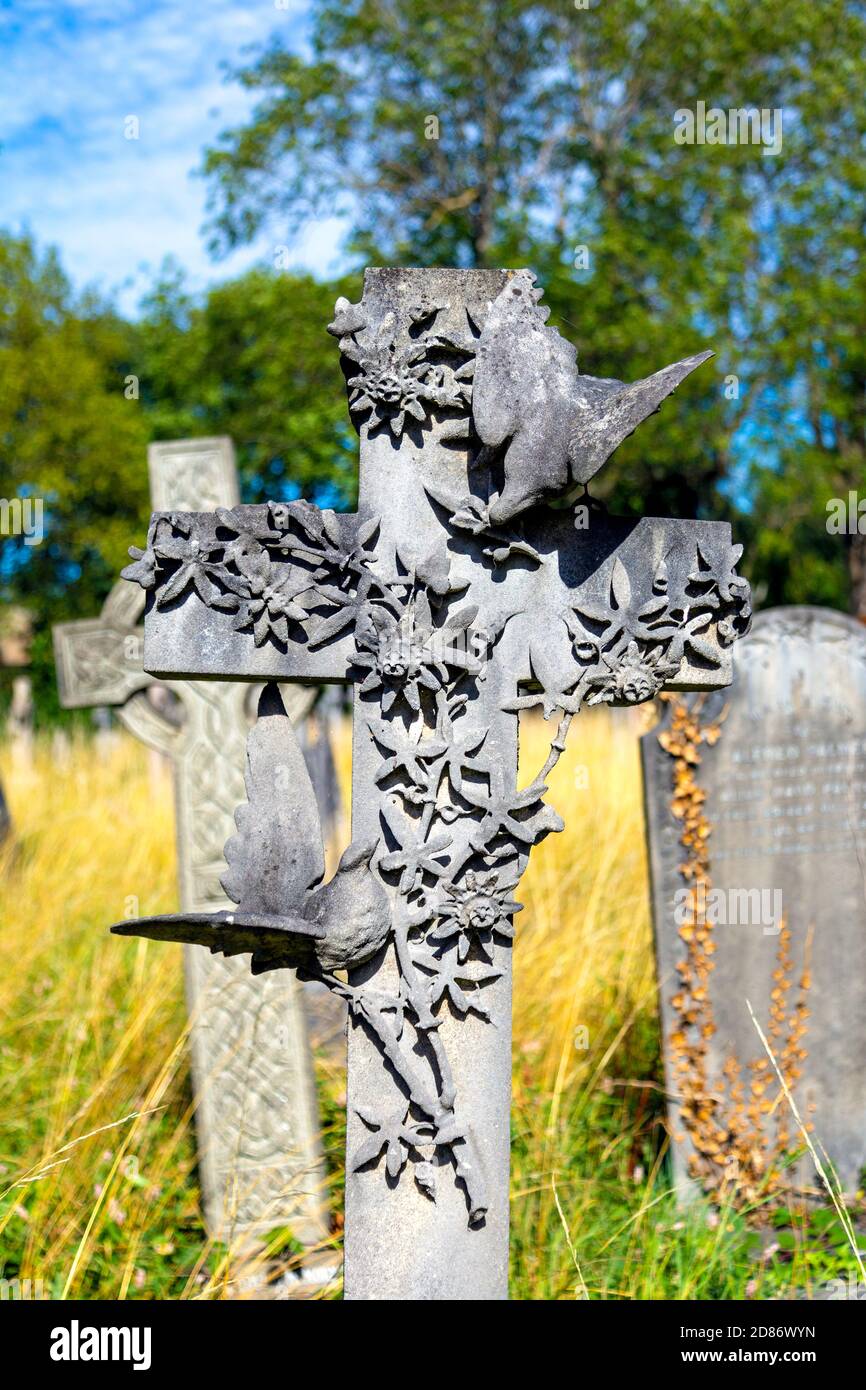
[567,351,713,486]
[110,683,329,973]
[221,682,325,915]
[111,841,391,974]
[111,909,326,973]
[111,685,392,974]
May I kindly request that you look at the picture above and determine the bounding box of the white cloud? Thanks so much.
[0,0,349,313]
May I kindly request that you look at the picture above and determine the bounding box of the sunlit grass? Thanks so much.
[0,716,849,1299]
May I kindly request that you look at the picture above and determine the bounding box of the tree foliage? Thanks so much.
[6,0,866,723]
[0,233,149,617]
[135,262,360,505]
[202,0,866,611]
[0,238,355,718]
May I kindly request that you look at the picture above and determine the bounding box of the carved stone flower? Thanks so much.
[429,869,522,962]
[242,580,310,648]
[349,355,431,438]
[353,604,447,714]
[342,308,470,439]
[216,540,311,647]
[616,642,662,702]
[353,596,479,715]
[586,640,677,706]
[122,516,239,613]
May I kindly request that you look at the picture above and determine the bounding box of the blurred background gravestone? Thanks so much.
[643,607,866,1199]
[53,438,336,1267]
[9,675,34,744]
[1,607,35,773]
[0,771,9,844]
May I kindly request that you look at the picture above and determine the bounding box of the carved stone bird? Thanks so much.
[111,684,391,974]
[471,269,713,524]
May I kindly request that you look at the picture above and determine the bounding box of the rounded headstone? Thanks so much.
[644,607,866,1194]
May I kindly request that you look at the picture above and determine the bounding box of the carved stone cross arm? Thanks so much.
[115,268,751,1300]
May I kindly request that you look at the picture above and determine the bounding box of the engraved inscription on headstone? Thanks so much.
[54,438,330,1245]
[643,607,866,1194]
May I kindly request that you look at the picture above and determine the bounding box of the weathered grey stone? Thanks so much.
[643,607,866,1196]
[115,268,751,1300]
[472,268,713,523]
[54,438,330,1248]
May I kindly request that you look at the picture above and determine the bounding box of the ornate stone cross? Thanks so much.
[54,438,330,1254]
[113,270,751,1299]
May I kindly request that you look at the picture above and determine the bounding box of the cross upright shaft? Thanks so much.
[121,268,752,1299]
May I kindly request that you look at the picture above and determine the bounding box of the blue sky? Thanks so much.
[0,0,348,313]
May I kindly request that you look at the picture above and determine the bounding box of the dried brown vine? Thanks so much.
[658,694,813,1206]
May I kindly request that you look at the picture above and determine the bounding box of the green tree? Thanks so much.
[0,237,367,722]
[200,0,797,531]
[201,0,866,614]
[744,1,866,614]
[0,231,150,718]
[135,262,359,505]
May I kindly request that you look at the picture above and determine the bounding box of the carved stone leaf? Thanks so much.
[441,604,478,636]
[321,509,343,546]
[357,516,380,549]
[306,594,360,648]
[611,556,632,611]
[352,1131,388,1171]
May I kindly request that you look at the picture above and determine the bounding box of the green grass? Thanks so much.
[0,717,859,1299]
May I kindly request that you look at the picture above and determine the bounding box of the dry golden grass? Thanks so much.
[0,713,841,1299]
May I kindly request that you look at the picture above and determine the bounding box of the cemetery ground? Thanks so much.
[0,712,860,1303]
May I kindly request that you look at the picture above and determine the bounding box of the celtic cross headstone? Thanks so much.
[112,269,752,1299]
[54,438,330,1251]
